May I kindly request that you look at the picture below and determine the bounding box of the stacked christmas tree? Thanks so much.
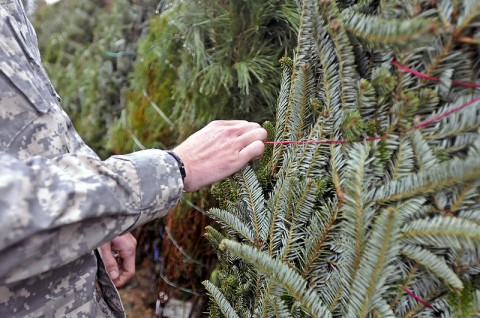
[204,0,480,317]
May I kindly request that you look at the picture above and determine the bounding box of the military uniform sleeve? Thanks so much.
[0,149,183,285]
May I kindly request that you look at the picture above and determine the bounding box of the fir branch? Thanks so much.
[205,225,228,258]
[287,65,316,142]
[346,207,400,318]
[422,36,454,79]
[268,175,299,259]
[386,136,414,180]
[298,116,330,178]
[400,216,480,250]
[312,14,343,133]
[342,143,372,281]
[273,64,294,171]
[357,79,377,120]
[202,281,240,318]
[409,130,437,171]
[208,208,255,244]
[220,239,333,318]
[395,197,428,220]
[390,263,419,311]
[269,295,294,318]
[296,0,315,65]
[424,95,480,142]
[401,244,463,290]
[449,183,480,214]
[456,1,480,35]
[267,176,292,257]
[236,166,268,242]
[320,0,358,113]
[371,152,480,204]
[301,202,338,277]
[400,290,438,318]
[342,9,436,46]
[458,210,480,224]
[281,178,317,263]
[372,297,396,318]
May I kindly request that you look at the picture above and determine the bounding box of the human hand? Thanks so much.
[173,120,267,192]
[100,233,137,288]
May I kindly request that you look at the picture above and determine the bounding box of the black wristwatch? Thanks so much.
[166,151,186,182]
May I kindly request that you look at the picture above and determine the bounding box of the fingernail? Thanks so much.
[110,271,119,279]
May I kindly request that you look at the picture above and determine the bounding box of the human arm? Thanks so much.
[0,149,182,285]
[98,120,267,287]
[101,120,267,287]
[0,120,266,285]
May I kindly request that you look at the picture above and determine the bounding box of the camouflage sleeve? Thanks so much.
[0,149,183,284]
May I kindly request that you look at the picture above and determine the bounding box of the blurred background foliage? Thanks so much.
[32,0,299,316]
[32,0,156,159]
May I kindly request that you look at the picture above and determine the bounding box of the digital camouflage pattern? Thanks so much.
[0,1,184,316]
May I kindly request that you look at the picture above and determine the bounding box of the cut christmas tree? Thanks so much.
[204,0,480,317]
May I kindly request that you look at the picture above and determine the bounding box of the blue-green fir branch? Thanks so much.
[400,244,463,290]
[346,207,401,318]
[342,9,436,46]
[236,166,268,242]
[342,143,375,283]
[312,10,344,134]
[273,64,294,170]
[267,176,293,258]
[220,239,333,318]
[371,150,480,203]
[400,216,480,250]
[202,281,240,318]
[321,0,358,113]
[208,208,255,244]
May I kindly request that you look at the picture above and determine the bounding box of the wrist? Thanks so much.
[170,148,197,192]
[166,151,186,183]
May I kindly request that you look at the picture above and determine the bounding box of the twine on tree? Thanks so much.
[402,287,433,309]
[264,61,480,145]
[391,60,480,89]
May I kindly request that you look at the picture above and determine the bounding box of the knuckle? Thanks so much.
[223,126,237,136]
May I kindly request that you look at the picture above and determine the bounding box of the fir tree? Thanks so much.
[205,0,480,317]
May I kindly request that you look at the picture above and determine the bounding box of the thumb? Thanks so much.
[100,242,119,280]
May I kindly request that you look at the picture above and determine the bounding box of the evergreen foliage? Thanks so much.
[108,0,300,152]
[32,0,155,159]
[205,0,480,317]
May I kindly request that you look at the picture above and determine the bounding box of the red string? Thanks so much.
[392,60,480,89]
[408,95,480,131]
[263,136,387,145]
[402,287,433,309]
[264,61,480,146]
